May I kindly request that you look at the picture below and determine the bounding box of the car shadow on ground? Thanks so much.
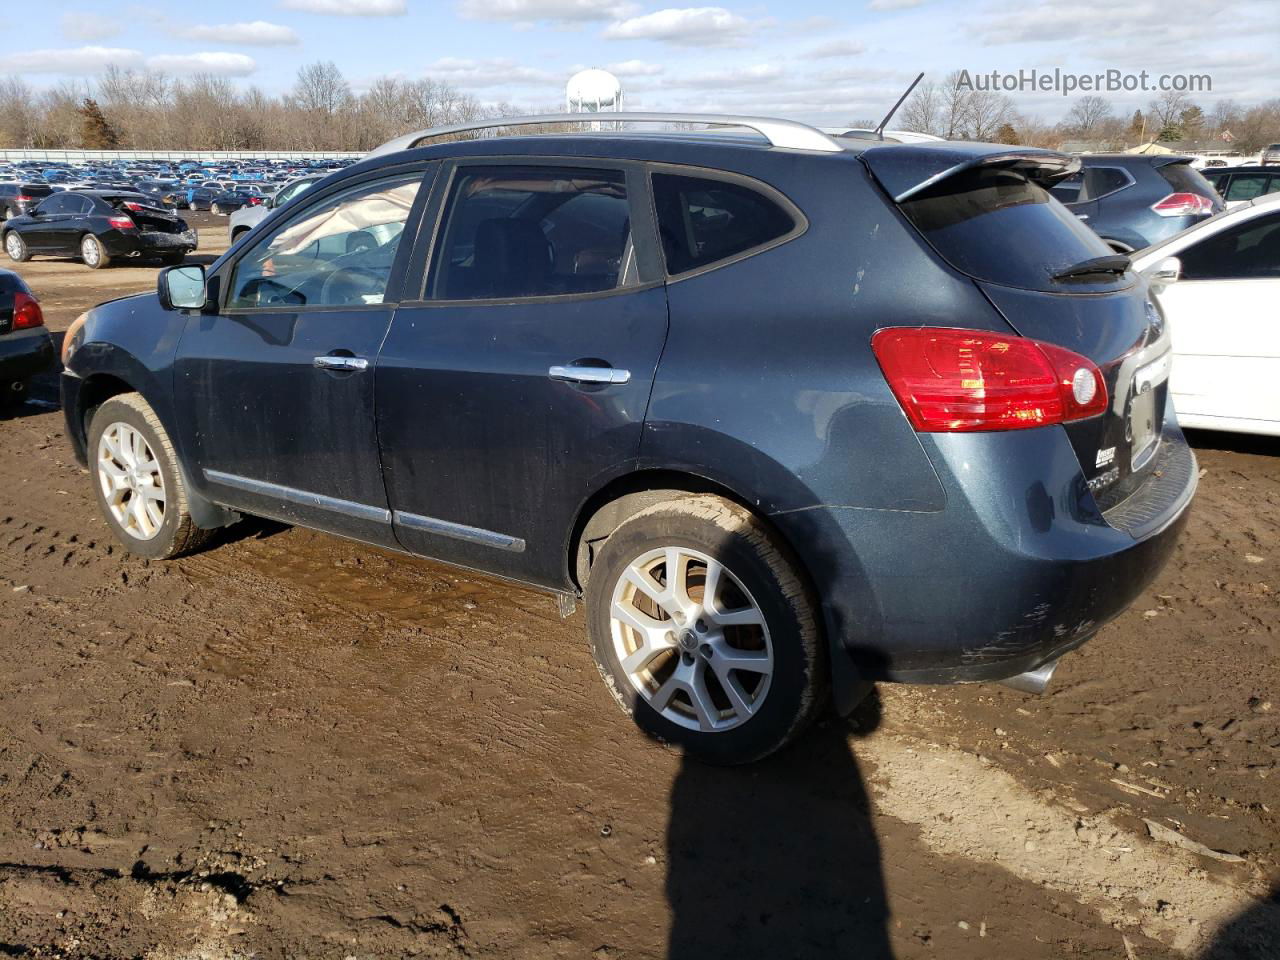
[1184,428,1280,458]
[1199,887,1280,959]
[665,694,891,960]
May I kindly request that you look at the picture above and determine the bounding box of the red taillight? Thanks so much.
[107,214,135,230]
[123,201,145,212]
[871,327,1108,432]
[11,291,44,330]
[1151,192,1214,217]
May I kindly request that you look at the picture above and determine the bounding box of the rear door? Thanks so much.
[1156,210,1280,428]
[47,194,93,252]
[376,159,668,588]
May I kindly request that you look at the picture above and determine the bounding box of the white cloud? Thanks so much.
[427,57,559,88]
[868,0,923,9]
[603,7,756,47]
[61,12,122,42]
[459,0,636,22]
[682,63,783,88]
[806,39,866,58]
[280,0,406,14]
[0,46,143,74]
[607,59,665,76]
[180,21,300,46]
[146,52,258,76]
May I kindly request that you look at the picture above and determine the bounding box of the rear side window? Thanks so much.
[1158,162,1216,198]
[1222,175,1276,202]
[651,173,796,275]
[430,165,633,301]
[1085,167,1130,198]
[899,167,1115,292]
[1179,212,1280,280]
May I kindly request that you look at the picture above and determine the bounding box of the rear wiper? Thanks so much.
[1051,254,1130,282]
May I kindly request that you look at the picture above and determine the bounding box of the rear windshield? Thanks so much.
[22,184,53,196]
[898,167,1119,292]
[1158,162,1216,198]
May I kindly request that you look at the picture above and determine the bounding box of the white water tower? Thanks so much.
[567,69,623,130]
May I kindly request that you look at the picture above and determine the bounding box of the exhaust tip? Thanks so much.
[997,658,1059,695]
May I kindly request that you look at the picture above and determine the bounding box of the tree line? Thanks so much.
[895,71,1280,153]
[0,61,522,153]
[2,61,1279,154]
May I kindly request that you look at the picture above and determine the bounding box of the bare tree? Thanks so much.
[898,79,942,135]
[1147,89,1192,139]
[1063,95,1113,138]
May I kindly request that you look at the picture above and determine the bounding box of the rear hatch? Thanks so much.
[862,145,1174,513]
[19,184,53,203]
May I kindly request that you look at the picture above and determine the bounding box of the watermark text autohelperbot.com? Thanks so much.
[956,69,1212,97]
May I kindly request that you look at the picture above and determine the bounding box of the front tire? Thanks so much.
[80,234,110,269]
[4,231,30,263]
[586,495,827,765]
[87,394,213,560]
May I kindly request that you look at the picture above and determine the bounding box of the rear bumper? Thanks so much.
[0,327,55,383]
[102,230,197,258]
[774,412,1195,685]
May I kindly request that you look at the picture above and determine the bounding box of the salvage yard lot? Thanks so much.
[0,222,1276,958]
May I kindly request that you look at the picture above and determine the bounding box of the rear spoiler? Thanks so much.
[859,142,1080,203]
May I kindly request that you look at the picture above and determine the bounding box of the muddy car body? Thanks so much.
[60,115,1195,763]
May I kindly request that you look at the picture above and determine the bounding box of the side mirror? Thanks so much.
[1147,256,1182,286]
[158,264,207,311]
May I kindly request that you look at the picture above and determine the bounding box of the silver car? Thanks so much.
[227,175,324,245]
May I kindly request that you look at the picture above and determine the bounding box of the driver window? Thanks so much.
[227,173,422,309]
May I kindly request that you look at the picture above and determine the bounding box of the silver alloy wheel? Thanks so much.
[81,235,100,266]
[96,422,166,541]
[5,233,21,259]
[610,546,773,732]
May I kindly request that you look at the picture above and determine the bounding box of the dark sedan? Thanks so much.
[0,269,54,408]
[210,186,270,216]
[2,191,197,269]
[0,183,55,220]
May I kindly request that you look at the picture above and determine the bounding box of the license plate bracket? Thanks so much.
[1129,387,1158,471]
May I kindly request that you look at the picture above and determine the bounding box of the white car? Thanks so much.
[1132,192,1280,436]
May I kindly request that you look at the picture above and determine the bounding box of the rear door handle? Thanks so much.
[314,355,369,372]
[1076,213,1090,221]
[549,364,631,385]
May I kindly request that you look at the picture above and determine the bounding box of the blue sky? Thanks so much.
[3,0,1277,124]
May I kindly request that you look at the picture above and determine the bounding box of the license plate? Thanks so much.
[1129,388,1158,469]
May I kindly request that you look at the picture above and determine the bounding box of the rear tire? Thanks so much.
[80,234,110,269]
[87,394,213,560]
[585,494,827,765]
[4,231,30,263]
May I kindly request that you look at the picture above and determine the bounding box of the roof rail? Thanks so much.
[367,112,843,157]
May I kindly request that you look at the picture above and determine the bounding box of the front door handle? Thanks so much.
[549,363,631,385]
[314,355,369,372]
[1076,213,1090,221]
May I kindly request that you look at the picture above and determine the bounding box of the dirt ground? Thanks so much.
[0,213,1277,959]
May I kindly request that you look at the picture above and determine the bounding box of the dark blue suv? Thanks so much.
[60,115,1195,764]
[1049,154,1222,252]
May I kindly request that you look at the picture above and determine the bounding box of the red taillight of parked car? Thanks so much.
[11,292,44,330]
[1151,192,1215,217]
[871,327,1107,432]
[107,214,135,230]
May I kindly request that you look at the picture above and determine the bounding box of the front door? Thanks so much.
[1160,210,1280,428]
[377,160,669,587]
[173,165,433,545]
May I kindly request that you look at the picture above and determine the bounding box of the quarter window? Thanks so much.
[227,174,421,309]
[430,165,633,300]
[651,173,796,275]
[1179,212,1280,281]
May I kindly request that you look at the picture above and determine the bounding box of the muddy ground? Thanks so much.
[0,213,1277,958]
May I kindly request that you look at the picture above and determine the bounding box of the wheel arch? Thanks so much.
[568,467,875,716]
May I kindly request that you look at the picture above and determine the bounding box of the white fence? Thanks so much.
[0,149,364,163]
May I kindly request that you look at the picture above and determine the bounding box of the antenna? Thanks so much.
[874,72,924,140]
